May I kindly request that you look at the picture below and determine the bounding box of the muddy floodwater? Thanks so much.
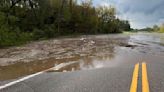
[0,33,164,81]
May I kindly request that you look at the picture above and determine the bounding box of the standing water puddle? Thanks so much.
[0,33,164,81]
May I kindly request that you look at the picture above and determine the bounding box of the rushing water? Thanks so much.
[0,33,164,81]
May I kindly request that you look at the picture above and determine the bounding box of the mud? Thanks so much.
[0,33,164,81]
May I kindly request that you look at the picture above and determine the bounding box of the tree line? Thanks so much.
[0,0,131,47]
[134,24,164,33]
[153,24,164,33]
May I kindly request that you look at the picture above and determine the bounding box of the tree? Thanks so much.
[96,6,118,33]
[0,0,131,47]
[153,25,159,32]
[159,24,164,33]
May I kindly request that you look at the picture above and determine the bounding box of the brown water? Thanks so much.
[0,33,164,81]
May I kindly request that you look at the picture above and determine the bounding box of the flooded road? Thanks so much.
[0,33,164,81]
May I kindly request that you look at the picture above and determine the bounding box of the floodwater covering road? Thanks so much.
[0,33,164,87]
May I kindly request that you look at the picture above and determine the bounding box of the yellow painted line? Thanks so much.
[142,62,150,92]
[130,63,139,92]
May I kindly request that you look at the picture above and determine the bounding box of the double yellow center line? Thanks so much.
[142,62,150,92]
[130,62,150,92]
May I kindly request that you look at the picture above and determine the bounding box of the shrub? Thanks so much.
[0,25,31,47]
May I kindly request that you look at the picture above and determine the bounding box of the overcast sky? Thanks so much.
[92,0,164,29]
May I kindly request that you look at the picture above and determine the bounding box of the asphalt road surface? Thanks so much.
[0,33,164,92]
[1,57,164,92]
[0,64,134,92]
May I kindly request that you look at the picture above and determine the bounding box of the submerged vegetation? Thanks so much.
[0,0,131,47]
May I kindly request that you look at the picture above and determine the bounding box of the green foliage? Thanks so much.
[153,25,159,32]
[0,25,32,47]
[0,0,131,47]
[0,12,5,22]
[137,24,164,33]
[141,28,154,32]
[159,24,164,33]
[33,25,58,40]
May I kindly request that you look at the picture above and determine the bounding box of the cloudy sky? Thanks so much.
[92,0,164,29]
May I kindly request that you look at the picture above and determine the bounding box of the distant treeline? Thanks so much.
[0,0,131,47]
[133,24,164,33]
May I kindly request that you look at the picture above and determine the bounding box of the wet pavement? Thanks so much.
[0,33,164,84]
[0,66,134,92]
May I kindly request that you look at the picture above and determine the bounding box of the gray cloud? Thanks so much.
[93,0,164,29]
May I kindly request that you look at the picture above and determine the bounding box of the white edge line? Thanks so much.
[0,72,43,90]
[0,61,78,90]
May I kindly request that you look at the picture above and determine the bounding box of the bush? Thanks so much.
[33,28,45,40]
[33,25,58,40]
[0,25,31,47]
[44,25,58,38]
[0,0,132,47]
